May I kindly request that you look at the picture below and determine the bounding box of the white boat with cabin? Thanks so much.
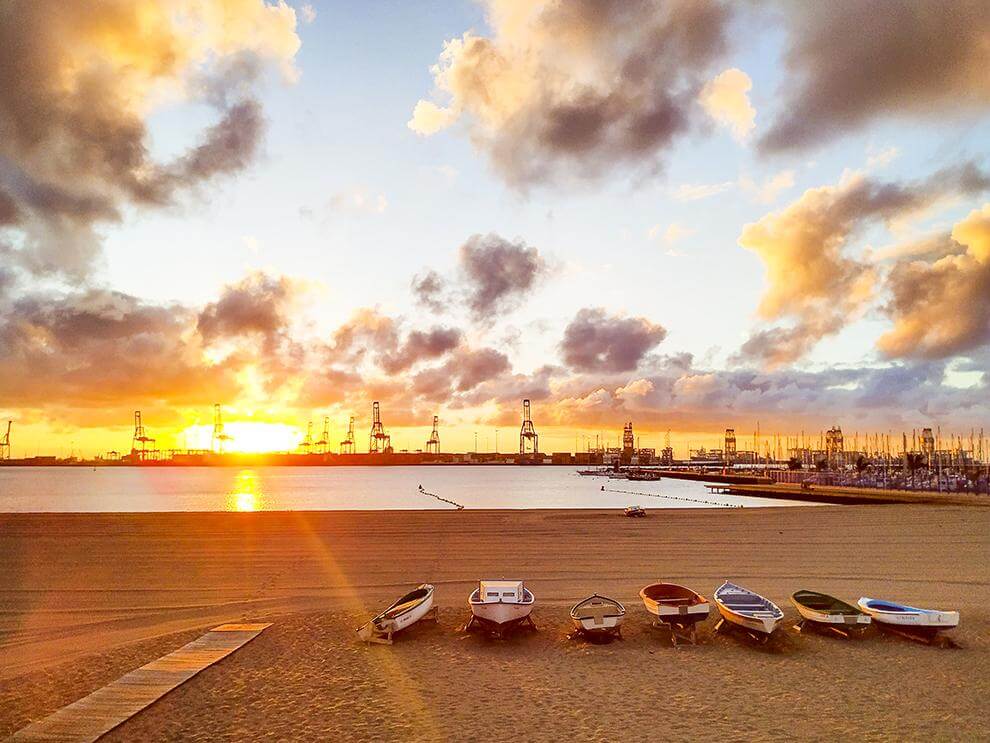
[467,580,535,635]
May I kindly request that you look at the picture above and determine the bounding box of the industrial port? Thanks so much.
[1,400,987,494]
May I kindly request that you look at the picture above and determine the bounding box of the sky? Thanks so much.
[1,0,989,458]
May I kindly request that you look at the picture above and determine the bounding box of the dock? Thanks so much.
[706,482,988,506]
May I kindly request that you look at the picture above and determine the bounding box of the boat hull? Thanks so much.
[640,583,710,625]
[569,594,625,636]
[358,584,435,642]
[381,591,435,633]
[857,598,959,629]
[790,591,870,626]
[470,600,534,627]
[713,582,784,635]
[570,614,624,633]
[715,603,782,635]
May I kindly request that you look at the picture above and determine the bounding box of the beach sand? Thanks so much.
[1,504,988,740]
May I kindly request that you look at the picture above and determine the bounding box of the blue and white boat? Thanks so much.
[857,597,959,630]
[713,581,784,635]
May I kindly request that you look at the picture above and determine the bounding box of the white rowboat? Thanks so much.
[357,584,436,644]
[713,581,783,635]
[570,594,625,636]
[857,597,959,629]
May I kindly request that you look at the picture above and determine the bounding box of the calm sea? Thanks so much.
[0,466,814,512]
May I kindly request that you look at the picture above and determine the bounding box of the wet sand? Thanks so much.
[1,505,988,740]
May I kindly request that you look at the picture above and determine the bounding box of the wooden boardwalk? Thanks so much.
[7,623,271,743]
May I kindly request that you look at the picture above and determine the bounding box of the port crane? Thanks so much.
[0,420,10,460]
[426,415,440,455]
[131,411,155,461]
[519,399,538,455]
[340,417,356,454]
[212,404,233,454]
[369,401,392,454]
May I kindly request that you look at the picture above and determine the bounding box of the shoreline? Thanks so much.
[3,505,988,738]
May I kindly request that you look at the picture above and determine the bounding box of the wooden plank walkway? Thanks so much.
[7,623,271,743]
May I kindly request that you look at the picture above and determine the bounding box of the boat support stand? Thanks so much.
[876,623,959,648]
[793,619,865,640]
[714,617,770,645]
[360,606,439,646]
[464,613,537,639]
[653,620,698,647]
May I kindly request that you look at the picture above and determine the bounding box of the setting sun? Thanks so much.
[182,422,303,453]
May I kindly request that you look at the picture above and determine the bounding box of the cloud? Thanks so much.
[197,271,297,353]
[411,346,511,400]
[409,0,733,186]
[560,307,667,373]
[0,287,237,414]
[408,100,460,136]
[879,203,990,359]
[299,3,316,24]
[410,270,447,312]
[671,181,735,202]
[736,163,990,366]
[458,233,546,317]
[0,0,301,281]
[699,68,756,141]
[379,327,463,374]
[761,1,990,152]
[615,378,655,400]
[739,169,795,204]
[327,187,388,214]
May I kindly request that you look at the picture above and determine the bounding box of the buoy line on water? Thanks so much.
[605,487,743,508]
[417,485,465,509]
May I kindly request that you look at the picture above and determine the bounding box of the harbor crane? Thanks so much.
[212,404,233,454]
[369,401,392,454]
[131,411,155,461]
[0,420,10,460]
[301,420,314,453]
[340,416,356,454]
[426,415,440,455]
[315,416,330,454]
[519,399,539,455]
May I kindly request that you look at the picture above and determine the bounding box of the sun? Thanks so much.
[181,421,304,453]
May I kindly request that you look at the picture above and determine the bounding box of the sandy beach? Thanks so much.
[2,504,988,740]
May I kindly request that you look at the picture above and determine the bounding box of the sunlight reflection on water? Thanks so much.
[226,469,263,512]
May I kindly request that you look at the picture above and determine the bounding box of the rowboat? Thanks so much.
[790,590,870,633]
[467,580,536,636]
[570,594,625,637]
[640,582,710,623]
[713,581,783,636]
[640,582,709,644]
[357,583,436,644]
[857,597,959,630]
